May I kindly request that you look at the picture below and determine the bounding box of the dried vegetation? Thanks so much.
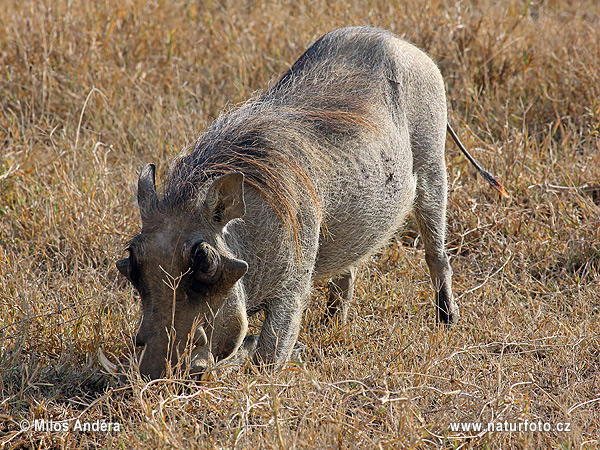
[1,0,599,448]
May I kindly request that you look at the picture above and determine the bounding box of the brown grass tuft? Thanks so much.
[1,0,599,448]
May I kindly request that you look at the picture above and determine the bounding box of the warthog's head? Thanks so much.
[117,164,249,379]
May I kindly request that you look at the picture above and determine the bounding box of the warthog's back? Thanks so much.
[260,27,448,280]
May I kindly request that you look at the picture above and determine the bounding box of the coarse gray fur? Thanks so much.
[117,27,460,379]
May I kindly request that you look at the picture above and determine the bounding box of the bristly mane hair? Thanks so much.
[164,33,386,251]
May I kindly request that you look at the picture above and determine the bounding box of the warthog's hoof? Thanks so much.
[290,341,306,364]
[190,336,259,380]
[240,334,259,355]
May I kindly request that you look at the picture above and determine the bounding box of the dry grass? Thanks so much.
[1,0,599,448]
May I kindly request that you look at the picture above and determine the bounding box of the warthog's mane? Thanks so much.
[164,31,388,249]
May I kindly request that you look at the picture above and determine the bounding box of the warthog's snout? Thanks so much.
[132,323,244,378]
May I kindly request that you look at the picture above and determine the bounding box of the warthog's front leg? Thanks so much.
[254,293,308,368]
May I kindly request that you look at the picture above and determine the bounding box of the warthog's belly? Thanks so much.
[314,139,416,281]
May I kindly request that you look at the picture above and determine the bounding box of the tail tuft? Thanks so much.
[481,169,510,199]
[447,124,509,199]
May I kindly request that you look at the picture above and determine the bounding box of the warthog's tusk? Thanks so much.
[98,348,119,376]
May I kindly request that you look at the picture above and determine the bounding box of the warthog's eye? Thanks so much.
[187,241,248,296]
[190,242,222,286]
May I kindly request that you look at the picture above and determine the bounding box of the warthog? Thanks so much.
[116,27,505,379]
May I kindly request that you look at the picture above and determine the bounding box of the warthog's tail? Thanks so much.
[447,124,509,198]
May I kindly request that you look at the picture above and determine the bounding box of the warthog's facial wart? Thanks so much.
[117,166,249,379]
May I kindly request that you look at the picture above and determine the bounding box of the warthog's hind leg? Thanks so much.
[324,268,356,325]
[414,161,460,324]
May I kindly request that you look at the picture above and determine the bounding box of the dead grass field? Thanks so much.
[1,0,599,448]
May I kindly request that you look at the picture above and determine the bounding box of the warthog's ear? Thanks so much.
[203,173,245,226]
[138,163,158,221]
